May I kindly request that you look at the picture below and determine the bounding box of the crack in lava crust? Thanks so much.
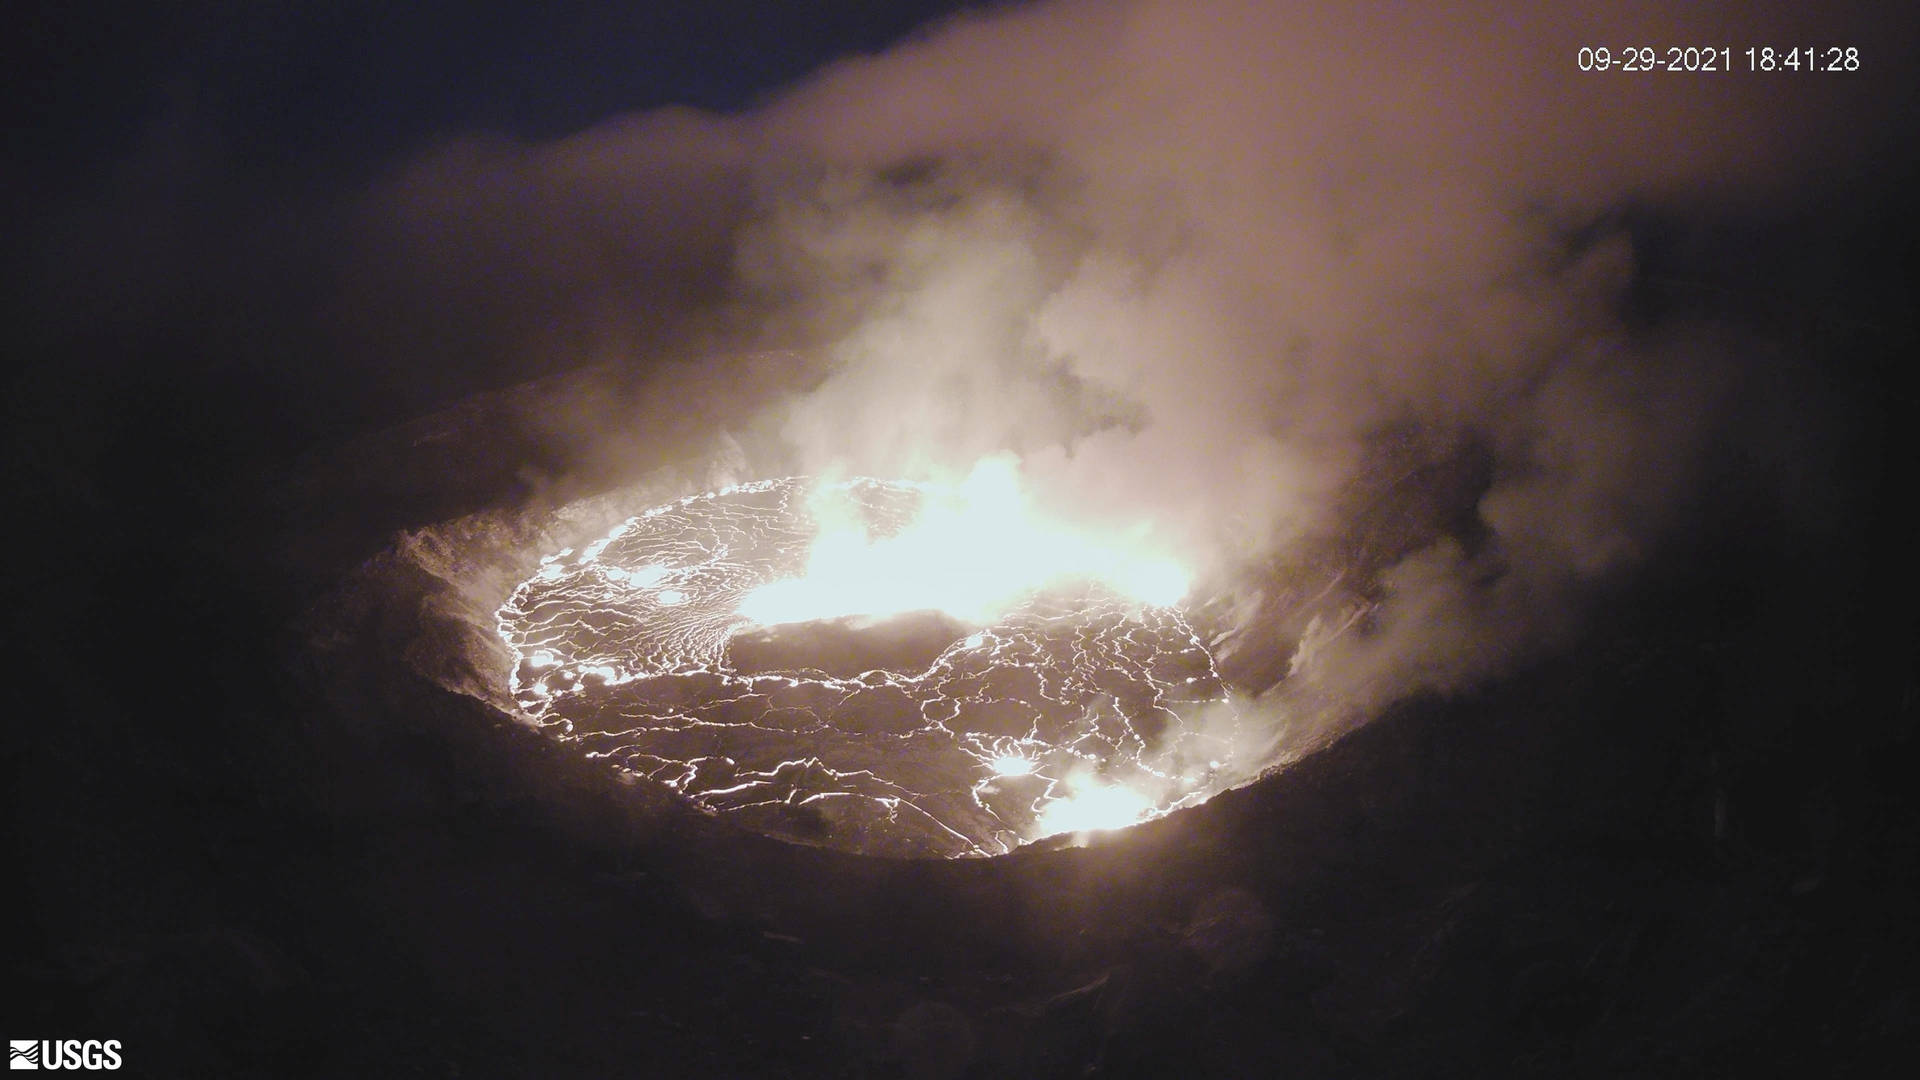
[496,478,1238,858]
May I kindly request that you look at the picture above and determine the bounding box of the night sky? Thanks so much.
[6,2,1918,1076]
[13,2,984,179]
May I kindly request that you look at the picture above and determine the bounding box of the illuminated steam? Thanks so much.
[496,474,1234,857]
[333,0,1912,771]
[736,456,1188,627]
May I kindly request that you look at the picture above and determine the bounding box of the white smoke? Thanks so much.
[339,0,1911,756]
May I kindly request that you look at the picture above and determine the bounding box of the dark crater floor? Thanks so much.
[12,331,1917,1076]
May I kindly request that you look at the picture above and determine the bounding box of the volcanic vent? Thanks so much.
[496,470,1239,858]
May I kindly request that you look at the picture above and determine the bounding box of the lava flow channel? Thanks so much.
[495,473,1238,858]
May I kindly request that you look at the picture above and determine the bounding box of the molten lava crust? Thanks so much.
[495,476,1236,857]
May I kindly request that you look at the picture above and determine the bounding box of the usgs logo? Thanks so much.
[8,1041,122,1071]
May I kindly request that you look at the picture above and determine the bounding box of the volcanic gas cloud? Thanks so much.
[332,0,1907,852]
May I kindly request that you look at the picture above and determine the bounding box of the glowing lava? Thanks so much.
[989,754,1036,777]
[495,466,1237,858]
[736,457,1190,627]
[1034,777,1156,835]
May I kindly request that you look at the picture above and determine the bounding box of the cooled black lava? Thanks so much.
[496,477,1237,858]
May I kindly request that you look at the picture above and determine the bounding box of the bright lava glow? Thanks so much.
[989,754,1036,777]
[1033,778,1156,836]
[736,456,1189,628]
[494,469,1239,858]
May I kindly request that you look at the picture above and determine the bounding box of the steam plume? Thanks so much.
[340,0,1910,753]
